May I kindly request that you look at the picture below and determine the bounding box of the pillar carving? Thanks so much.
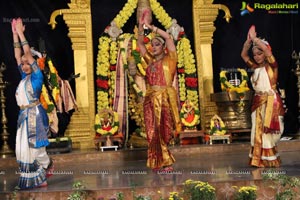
[192,0,231,129]
[49,0,95,149]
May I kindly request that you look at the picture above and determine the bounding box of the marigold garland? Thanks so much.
[220,68,250,99]
[39,58,60,113]
[96,36,115,110]
[113,0,138,29]
[40,85,55,113]
[176,37,198,108]
[150,0,172,29]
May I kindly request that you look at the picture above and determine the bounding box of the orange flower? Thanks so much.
[37,57,46,70]
[39,95,48,110]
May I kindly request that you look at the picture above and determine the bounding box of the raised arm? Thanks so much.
[15,18,35,64]
[241,38,251,63]
[144,21,176,52]
[12,19,22,65]
[137,21,147,57]
[248,25,272,57]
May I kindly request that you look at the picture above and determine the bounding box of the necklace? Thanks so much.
[154,53,164,61]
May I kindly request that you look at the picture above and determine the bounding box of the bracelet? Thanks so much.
[13,42,21,48]
[138,30,144,36]
[153,26,158,34]
[243,42,251,47]
[243,43,251,49]
[266,55,276,64]
[21,40,29,46]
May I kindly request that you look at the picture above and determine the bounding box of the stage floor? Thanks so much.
[1,140,300,199]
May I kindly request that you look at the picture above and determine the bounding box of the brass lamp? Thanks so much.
[0,62,14,158]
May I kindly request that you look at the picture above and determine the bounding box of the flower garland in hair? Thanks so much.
[94,109,119,136]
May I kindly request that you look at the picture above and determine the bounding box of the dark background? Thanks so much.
[0,0,299,150]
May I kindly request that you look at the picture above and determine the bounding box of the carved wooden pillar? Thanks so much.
[49,0,95,149]
[192,0,231,130]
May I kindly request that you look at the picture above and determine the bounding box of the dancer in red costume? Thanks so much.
[137,11,182,172]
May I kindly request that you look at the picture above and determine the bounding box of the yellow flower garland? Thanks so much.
[48,60,60,103]
[113,0,138,29]
[39,59,60,114]
[176,37,198,108]
[150,0,172,28]
[40,85,55,113]
[220,68,250,94]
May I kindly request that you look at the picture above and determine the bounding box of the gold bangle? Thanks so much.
[266,55,276,64]
[13,42,21,48]
[151,26,158,34]
[21,40,29,46]
[246,59,255,67]
[138,31,144,36]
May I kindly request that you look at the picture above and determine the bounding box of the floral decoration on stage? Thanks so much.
[39,58,60,113]
[95,109,119,136]
[95,0,200,134]
[220,68,250,105]
[209,114,227,135]
[180,100,200,129]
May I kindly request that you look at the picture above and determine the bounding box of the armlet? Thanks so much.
[266,55,276,64]
[246,59,255,68]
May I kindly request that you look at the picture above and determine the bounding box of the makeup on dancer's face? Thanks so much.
[252,48,265,64]
[151,39,163,48]
[21,56,32,74]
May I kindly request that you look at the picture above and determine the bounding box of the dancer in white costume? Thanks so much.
[12,18,54,189]
[241,26,285,167]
